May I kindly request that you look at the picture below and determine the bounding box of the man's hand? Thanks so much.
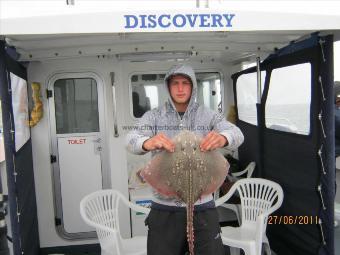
[200,131,228,152]
[142,133,175,152]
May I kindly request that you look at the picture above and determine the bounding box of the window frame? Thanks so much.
[264,62,312,135]
[235,70,266,126]
[47,71,105,137]
[53,77,100,134]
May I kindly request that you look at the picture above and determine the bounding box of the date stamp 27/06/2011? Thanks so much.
[268,215,319,225]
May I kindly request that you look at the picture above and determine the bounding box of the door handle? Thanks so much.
[111,72,119,138]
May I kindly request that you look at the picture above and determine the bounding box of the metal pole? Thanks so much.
[0,40,10,255]
[196,0,200,8]
[256,56,262,103]
[66,0,75,5]
[196,0,209,8]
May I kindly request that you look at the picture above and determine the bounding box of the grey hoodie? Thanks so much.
[126,64,244,206]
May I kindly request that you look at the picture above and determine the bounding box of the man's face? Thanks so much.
[168,75,192,105]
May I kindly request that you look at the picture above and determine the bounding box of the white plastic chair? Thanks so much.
[80,189,151,255]
[215,178,284,255]
[217,161,256,224]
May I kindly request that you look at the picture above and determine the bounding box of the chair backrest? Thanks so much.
[80,189,124,254]
[236,178,283,224]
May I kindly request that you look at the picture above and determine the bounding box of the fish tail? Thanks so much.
[186,202,194,255]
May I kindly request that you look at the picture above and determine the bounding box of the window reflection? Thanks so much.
[54,78,99,134]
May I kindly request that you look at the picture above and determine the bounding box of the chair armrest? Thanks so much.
[231,161,255,178]
[127,200,151,214]
[218,203,238,210]
[119,193,151,214]
[215,183,238,207]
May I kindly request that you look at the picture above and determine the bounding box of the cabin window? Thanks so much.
[196,72,222,112]
[130,74,163,118]
[265,63,311,135]
[236,71,266,125]
[130,72,222,118]
[54,78,99,134]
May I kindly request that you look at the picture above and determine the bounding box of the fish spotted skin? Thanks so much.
[142,131,229,255]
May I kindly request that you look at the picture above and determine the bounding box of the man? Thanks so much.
[126,64,244,255]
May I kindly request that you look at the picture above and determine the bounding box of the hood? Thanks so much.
[164,64,198,114]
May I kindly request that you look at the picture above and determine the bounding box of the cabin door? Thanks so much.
[233,34,334,255]
[48,72,106,239]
